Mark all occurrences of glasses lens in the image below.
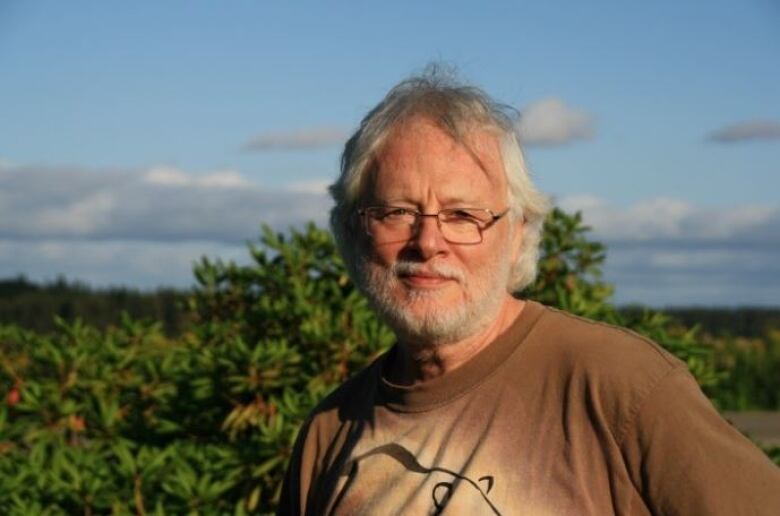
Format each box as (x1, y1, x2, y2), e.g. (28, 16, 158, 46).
(440, 222, 481, 243)
(439, 209, 486, 244)
(363, 207, 487, 244)
(365, 207, 415, 243)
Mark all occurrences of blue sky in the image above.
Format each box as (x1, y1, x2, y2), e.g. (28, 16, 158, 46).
(1, 0, 779, 305)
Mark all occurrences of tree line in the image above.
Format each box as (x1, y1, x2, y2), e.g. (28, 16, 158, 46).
(0, 276, 191, 337)
(2, 276, 777, 338)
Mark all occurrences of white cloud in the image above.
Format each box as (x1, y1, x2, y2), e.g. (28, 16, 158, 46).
(198, 170, 248, 188)
(35, 191, 116, 234)
(0, 164, 331, 242)
(143, 166, 249, 188)
(707, 119, 780, 143)
(0, 239, 248, 289)
(0, 162, 334, 290)
(2, 160, 778, 305)
(557, 195, 780, 305)
(558, 195, 780, 245)
(516, 98, 595, 146)
(242, 127, 348, 151)
(143, 166, 190, 186)
(603, 246, 780, 306)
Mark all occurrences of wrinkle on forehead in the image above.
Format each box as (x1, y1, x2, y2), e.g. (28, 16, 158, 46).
(367, 117, 508, 202)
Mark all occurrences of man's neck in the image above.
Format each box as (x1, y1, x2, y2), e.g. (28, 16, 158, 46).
(388, 296, 526, 386)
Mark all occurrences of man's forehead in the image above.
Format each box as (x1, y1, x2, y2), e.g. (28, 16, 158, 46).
(382, 116, 500, 151)
(372, 117, 506, 185)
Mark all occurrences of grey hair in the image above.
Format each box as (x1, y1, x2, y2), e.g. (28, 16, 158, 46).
(329, 69, 550, 293)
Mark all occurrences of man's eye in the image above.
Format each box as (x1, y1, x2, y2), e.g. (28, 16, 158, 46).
(445, 210, 479, 223)
(381, 208, 413, 220)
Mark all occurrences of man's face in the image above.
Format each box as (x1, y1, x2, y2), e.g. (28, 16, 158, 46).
(355, 117, 522, 343)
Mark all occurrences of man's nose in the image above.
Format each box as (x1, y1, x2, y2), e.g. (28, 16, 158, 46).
(410, 214, 449, 259)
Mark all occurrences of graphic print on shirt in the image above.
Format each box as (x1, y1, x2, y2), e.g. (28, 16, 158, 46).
(333, 443, 502, 515)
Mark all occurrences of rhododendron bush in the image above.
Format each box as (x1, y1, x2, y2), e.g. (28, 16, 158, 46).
(0, 211, 739, 514)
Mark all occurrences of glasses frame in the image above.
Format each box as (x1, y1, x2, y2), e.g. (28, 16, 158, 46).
(357, 206, 510, 245)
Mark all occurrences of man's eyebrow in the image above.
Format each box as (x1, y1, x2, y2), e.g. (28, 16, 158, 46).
(445, 196, 482, 204)
(370, 197, 417, 206)
(438, 195, 493, 207)
(373, 197, 490, 208)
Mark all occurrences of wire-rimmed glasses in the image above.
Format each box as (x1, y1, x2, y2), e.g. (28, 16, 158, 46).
(358, 206, 509, 244)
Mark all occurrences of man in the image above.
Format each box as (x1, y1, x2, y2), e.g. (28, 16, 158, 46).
(279, 72, 780, 514)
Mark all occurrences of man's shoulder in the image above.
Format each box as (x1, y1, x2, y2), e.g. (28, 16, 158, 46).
(521, 303, 690, 417)
(519, 303, 693, 442)
(529, 303, 686, 375)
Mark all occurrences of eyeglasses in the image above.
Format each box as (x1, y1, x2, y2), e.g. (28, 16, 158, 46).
(358, 206, 510, 244)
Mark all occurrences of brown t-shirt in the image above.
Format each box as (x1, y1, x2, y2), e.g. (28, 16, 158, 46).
(279, 302, 780, 515)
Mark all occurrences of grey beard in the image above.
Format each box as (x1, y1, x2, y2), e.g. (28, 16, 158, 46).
(355, 257, 511, 346)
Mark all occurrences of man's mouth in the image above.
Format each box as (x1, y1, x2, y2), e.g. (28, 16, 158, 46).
(392, 262, 465, 289)
(398, 272, 453, 288)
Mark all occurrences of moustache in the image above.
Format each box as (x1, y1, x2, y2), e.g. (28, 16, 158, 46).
(390, 261, 466, 283)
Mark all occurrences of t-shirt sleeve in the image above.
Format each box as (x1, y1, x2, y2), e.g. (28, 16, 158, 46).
(277, 419, 313, 516)
(620, 366, 780, 515)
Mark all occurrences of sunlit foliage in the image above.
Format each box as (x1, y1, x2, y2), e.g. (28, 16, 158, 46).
(0, 210, 772, 514)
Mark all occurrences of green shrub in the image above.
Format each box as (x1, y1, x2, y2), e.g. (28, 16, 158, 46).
(0, 209, 760, 514)
(707, 330, 780, 410)
(0, 223, 394, 514)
